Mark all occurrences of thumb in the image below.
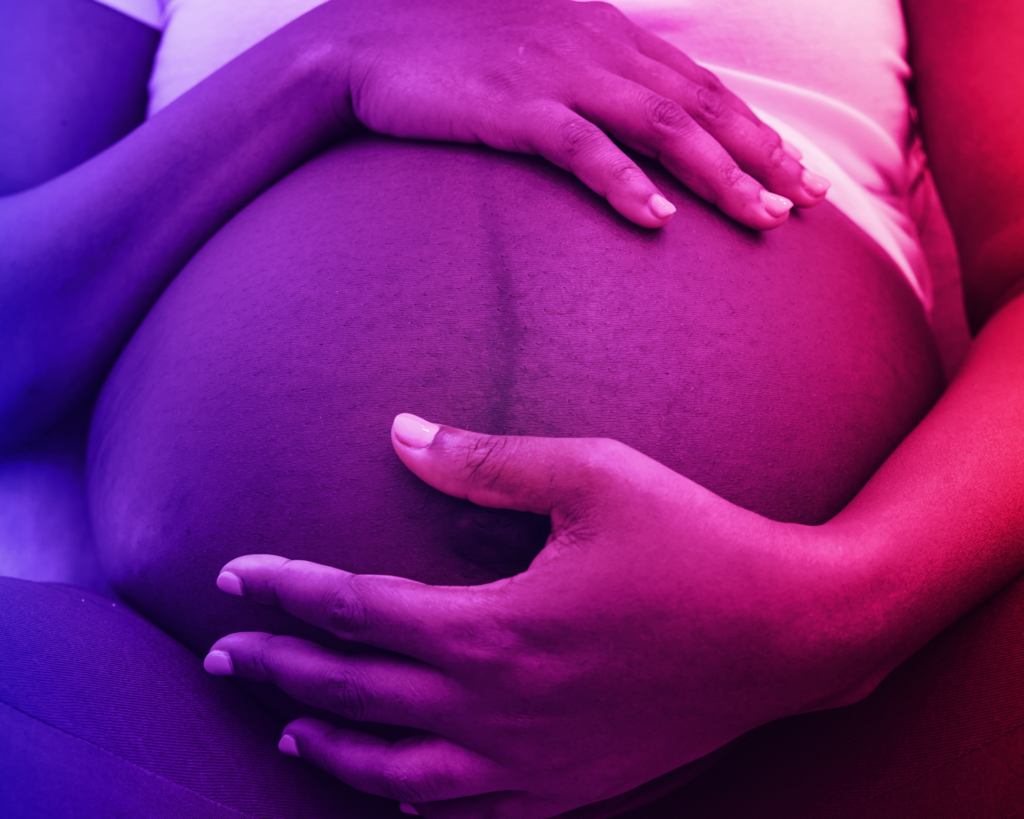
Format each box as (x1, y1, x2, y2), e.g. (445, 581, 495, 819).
(390, 413, 630, 517)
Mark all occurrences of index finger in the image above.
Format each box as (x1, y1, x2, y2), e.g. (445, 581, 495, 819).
(216, 554, 485, 663)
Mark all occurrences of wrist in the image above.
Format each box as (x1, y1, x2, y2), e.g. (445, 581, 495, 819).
(275, 5, 358, 143)
(791, 517, 908, 712)
(226, 14, 353, 152)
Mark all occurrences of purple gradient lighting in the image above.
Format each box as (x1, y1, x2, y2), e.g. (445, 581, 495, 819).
(3, 0, 1024, 817)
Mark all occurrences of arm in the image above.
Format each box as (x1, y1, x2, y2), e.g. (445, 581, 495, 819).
(1, 0, 828, 453)
(0, 6, 345, 452)
(904, 0, 1024, 333)
(0, 0, 158, 195)
(827, 0, 1024, 683)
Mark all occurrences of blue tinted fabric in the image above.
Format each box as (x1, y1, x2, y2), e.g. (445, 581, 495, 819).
(3, 573, 1024, 818)
(0, 577, 391, 818)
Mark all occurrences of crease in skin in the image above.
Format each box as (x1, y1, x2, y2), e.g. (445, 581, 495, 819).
(477, 150, 521, 440)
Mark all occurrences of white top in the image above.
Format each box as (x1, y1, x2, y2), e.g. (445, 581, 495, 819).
(92, 0, 931, 308)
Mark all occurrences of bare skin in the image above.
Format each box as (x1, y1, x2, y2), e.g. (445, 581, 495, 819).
(192, 2, 1024, 817)
(88, 134, 939, 645)
(5, 0, 1022, 817)
(90, 133, 938, 819)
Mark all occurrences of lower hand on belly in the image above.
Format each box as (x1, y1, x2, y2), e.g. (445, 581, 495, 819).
(202, 413, 879, 819)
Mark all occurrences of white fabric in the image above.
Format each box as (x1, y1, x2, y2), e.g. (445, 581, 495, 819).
(92, 0, 163, 29)
(614, 0, 929, 306)
(150, 0, 327, 116)
(90, 0, 931, 308)
(706, 67, 930, 307)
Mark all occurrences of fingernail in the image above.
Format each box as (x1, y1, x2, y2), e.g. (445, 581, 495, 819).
(217, 571, 243, 596)
(279, 734, 300, 757)
(647, 192, 676, 220)
(802, 168, 831, 197)
(782, 139, 803, 160)
(399, 804, 420, 816)
(760, 190, 793, 218)
(393, 413, 439, 449)
(203, 650, 234, 676)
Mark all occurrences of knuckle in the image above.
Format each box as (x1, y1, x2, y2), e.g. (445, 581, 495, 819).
(698, 67, 725, 94)
(380, 762, 443, 804)
(692, 86, 727, 124)
(762, 139, 788, 171)
(463, 434, 521, 491)
(574, 438, 636, 495)
(590, 438, 636, 484)
(713, 155, 745, 189)
(607, 158, 642, 185)
(642, 95, 690, 133)
(324, 669, 368, 720)
(577, 0, 626, 25)
(325, 576, 369, 637)
(585, 436, 631, 469)
(555, 117, 603, 161)
(256, 634, 288, 679)
(567, 437, 633, 494)
(268, 558, 298, 607)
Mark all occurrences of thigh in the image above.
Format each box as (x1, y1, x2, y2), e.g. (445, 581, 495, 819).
(0, 576, 393, 818)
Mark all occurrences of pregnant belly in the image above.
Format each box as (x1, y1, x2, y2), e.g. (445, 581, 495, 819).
(88, 136, 942, 656)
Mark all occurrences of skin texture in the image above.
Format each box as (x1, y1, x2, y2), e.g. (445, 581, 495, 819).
(88, 137, 940, 814)
(191, 2, 1024, 816)
(6, 0, 1024, 815)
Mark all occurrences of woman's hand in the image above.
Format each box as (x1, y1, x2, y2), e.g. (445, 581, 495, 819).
(0, 0, 825, 451)
(312, 0, 828, 229)
(205, 415, 877, 819)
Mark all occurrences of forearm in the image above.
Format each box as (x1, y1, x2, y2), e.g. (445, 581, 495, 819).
(826, 292, 1024, 695)
(802, 0, 1024, 699)
(0, 11, 349, 451)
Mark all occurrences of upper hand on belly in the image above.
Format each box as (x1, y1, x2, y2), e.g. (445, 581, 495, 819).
(309, 0, 828, 230)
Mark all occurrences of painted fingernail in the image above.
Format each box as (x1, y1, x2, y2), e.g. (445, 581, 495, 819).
(802, 168, 831, 197)
(203, 650, 234, 676)
(399, 805, 420, 816)
(760, 190, 793, 218)
(393, 413, 439, 449)
(782, 139, 803, 161)
(217, 571, 243, 596)
(647, 192, 676, 221)
(279, 734, 300, 757)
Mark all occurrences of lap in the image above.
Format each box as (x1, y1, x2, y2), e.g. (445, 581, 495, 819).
(4, 567, 1023, 818)
(0, 576, 391, 818)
